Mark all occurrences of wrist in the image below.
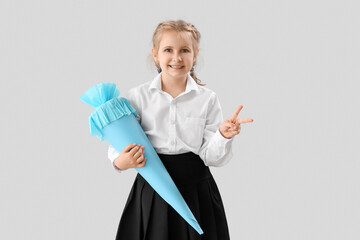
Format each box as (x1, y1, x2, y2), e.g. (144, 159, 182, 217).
(219, 129, 232, 139)
(114, 157, 125, 170)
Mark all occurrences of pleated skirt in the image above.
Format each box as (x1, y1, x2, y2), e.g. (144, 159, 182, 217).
(115, 152, 230, 240)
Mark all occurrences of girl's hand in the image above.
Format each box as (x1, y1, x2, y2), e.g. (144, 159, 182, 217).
(114, 144, 146, 170)
(219, 105, 254, 139)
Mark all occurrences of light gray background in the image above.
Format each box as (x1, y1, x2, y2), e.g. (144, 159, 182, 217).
(1, 0, 359, 239)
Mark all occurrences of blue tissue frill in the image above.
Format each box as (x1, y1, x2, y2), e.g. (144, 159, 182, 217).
(80, 83, 137, 140)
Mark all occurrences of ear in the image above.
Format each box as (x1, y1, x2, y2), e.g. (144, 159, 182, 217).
(152, 48, 158, 62)
(193, 48, 199, 61)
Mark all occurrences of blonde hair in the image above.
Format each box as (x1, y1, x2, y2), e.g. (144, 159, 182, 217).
(150, 19, 205, 86)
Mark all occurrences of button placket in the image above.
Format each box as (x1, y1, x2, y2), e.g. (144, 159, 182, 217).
(169, 100, 176, 152)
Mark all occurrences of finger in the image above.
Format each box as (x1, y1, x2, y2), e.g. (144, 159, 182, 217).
(228, 128, 238, 133)
(134, 147, 144, 158)
(230, 121, 240, 129)
(135, 145, 145, 153)
(228, 130, 240, 136)
(223, 121, 235, 129)
(123, 143, 137, 153)
(136, 155, 145, 163)
(223, 122, 240, 133)
(230, 105, 243, 120)
(138, 158, 147, 167)
(236, 118, 254, 124)
(221, 123, 232, 133)
(231, 124, 241, 131)
(234, 130, 241, 135)
(137, 156, 146, 165)
(129, 145, 140, 155)
(139, 148, 145, 158)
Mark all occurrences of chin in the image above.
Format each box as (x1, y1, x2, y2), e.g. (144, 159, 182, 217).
(165, 71, 187, 78)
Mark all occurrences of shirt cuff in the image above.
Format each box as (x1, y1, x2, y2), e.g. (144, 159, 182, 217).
(112, 159, 123, 173)
(201, 129, 234, 167)
(108, 145, 125, 173)
(214, 129, 234, 143)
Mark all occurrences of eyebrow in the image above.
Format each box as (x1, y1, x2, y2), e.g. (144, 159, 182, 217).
(162, 46, 191, 49)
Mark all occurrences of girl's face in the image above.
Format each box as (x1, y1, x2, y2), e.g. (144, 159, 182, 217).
(152, 30, 198, 81)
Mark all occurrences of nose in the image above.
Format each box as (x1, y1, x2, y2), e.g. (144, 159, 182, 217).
(173, 52, 182, 62)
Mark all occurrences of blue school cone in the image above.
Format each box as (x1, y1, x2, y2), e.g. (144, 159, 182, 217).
(80, 83, 203, 235)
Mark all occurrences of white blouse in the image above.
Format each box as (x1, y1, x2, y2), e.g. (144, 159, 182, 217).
(108, 72, 234, 173)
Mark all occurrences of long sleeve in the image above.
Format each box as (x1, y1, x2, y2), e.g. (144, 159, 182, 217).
(198, 92, 234, 167)
(125, 88, 142, 125)
(107, 88, 141, 173)
(108, 144, 123, 173)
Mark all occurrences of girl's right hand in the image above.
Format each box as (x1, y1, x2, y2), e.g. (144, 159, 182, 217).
(114, 144, 146, 170)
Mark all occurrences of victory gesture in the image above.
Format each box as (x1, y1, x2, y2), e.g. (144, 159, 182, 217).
(219, 105, 254, 139)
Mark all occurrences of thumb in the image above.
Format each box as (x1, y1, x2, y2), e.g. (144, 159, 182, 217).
(223, 121, 234, 129)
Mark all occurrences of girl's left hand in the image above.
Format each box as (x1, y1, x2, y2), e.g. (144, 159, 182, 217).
(219, 105, 254, 139)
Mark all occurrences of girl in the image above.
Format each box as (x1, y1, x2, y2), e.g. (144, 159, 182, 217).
(108, 19, 253, 240)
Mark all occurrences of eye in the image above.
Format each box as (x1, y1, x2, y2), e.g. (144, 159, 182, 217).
(182, 49, 190, 52)
(165, 49, 172, 52)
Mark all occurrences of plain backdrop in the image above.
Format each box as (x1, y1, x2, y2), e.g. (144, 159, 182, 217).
(1, 0, 359, 239)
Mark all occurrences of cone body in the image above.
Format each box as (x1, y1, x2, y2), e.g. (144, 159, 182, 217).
(80, 83, 203, 235)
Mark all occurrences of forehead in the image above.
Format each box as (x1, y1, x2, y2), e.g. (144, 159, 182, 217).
(158, 31, 193, 48)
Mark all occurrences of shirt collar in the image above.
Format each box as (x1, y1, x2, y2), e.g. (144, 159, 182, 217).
(148, 72, 199, 93)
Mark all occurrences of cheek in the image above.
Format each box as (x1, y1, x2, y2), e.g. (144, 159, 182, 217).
(159, 55, 171, 64)
(186, 54, 195, 62)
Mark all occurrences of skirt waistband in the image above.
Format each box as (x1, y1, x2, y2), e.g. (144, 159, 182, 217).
(157, 151, 201, 160)
(151, 151, 213, 186)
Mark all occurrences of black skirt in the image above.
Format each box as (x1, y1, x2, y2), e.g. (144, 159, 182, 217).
(115, 152, 230, 240)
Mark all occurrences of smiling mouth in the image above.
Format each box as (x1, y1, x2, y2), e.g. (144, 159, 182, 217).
(169, 65, 184, 69)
